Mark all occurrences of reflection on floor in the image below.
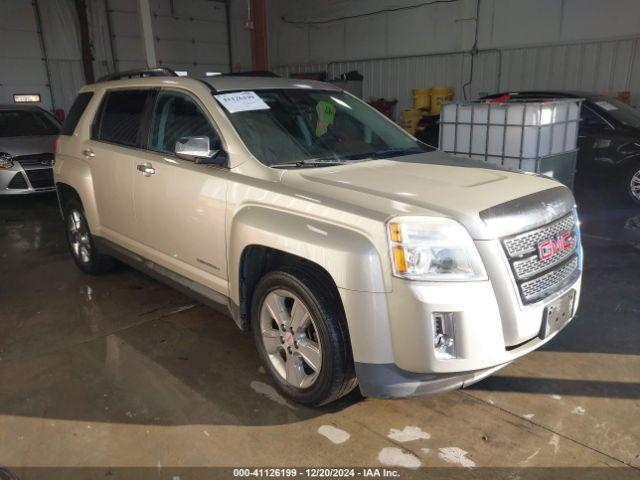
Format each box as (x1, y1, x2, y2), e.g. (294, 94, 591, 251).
(0, 189, 638, 478)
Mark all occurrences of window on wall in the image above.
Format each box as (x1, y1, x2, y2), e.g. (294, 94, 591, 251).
(149, 90, 218, 155)
(97, 90, 151, 147)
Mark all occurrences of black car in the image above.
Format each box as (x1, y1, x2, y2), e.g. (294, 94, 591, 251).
(481, 91, 640, 205)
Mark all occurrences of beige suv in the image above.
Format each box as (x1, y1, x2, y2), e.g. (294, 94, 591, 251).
(55, 68, 583, 406)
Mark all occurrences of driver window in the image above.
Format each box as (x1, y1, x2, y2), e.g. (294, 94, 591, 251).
(149, 90, 218, 155)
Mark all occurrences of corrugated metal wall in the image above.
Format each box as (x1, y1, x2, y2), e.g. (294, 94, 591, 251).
(270, 0, 640, 118)
(274, 36, 640, 116)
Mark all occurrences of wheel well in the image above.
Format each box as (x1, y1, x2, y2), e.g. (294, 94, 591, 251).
(238, 245, 343, 331)
(55, 182, 81, 214)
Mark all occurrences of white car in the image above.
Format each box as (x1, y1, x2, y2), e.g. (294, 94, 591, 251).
(0, 105, 60, 194)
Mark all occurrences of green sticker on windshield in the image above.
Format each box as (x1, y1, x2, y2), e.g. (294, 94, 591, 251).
(315, 100, 336, 136)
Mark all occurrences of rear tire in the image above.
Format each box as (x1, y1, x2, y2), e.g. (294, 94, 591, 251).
(624, 161, 640, 205)
(251, 267, 357, 406)
(64, 199, 116, 275)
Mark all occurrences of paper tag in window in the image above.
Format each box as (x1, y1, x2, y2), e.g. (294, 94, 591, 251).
(215, 91, 270, 113)
(595, 100, 617, 111)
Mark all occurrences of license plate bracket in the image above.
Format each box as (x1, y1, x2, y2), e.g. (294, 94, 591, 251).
(540, 290, 575, 339)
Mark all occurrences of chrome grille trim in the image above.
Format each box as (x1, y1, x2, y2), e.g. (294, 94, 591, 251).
(520, 256, 579, 303)
(503, 213, 576, 258)
(512, 234, 578, 280)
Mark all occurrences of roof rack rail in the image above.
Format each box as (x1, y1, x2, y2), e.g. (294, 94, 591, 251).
(96, 67, 178, 83)
(222, 70, 280, 78)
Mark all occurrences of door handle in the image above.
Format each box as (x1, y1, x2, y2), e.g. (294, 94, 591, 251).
(82, 149, 95, 158)
(136, 163, 155, 176)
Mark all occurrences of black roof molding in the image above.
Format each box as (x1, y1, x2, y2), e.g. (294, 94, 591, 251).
(96, 68, 178, 83)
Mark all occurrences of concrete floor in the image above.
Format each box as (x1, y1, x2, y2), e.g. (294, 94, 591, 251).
(0, 188, 639, 480)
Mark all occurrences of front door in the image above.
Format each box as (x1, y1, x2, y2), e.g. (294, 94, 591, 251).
(133, 89, 228, 294)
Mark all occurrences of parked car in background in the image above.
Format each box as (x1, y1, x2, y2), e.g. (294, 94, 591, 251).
(481, 91, 640, 205)
(0, 105, 61, 194)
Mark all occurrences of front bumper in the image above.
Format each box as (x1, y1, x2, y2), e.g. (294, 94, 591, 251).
(0, 164, 55, 194)
(339, 237, 582, 399)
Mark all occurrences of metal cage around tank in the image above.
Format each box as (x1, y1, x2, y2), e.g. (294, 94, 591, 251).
(438, 98, 583, 188)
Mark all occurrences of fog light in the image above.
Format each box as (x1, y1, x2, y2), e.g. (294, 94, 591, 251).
(432, 312, 456, 359)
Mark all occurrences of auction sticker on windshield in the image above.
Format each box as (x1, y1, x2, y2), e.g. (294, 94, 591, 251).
(215, 91, 270, 113)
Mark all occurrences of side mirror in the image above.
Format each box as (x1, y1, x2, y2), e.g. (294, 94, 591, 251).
(175, 136, 226, 165)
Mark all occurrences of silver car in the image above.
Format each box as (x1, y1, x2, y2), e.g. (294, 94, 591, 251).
(0, 105, 61, 194)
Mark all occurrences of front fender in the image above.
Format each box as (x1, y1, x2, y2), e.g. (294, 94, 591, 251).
(228, 205, 387, 305)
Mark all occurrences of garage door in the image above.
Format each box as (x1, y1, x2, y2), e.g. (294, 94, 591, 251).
(106, 0, 231, 78)
(0, 0, 52, 110)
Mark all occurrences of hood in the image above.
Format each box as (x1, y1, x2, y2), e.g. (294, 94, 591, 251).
(0, 135, 57, 157)
(282, 151, 573, 240)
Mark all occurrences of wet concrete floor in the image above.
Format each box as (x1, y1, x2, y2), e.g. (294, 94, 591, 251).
(0, 190, 638, 479)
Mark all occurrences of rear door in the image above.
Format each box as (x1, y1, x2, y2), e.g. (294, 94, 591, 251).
(87, 89, 154, 244)
(132, 88, 229, 294)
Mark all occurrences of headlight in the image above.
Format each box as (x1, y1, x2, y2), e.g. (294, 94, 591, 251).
(0, 152, 14, 169)
(387, 217, 487, 281)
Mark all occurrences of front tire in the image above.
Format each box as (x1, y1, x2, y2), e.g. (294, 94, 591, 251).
(625, 162, 640, 205)
(64, 199, 116, 275)
(251, 268, 357, 406)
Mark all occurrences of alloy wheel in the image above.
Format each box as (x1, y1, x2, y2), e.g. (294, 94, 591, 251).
(630, 169, 640, 201)
(68, 210, 92, 264)
(259, 289, 322, 389)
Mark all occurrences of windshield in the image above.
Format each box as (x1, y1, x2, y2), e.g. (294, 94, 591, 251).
(592, 98, 640, 129)
(0, 109, 60, 137)
(214, 89, 427, 166)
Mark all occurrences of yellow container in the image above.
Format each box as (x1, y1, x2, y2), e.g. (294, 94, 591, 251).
(430, 87, 454, 115)
(412, 88, 432, 110)
(399, 109, 423, 134)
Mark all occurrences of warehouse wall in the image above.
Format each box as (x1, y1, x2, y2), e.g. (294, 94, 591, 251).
(268, 0, 640, 112)
(0, 0, 252, 113)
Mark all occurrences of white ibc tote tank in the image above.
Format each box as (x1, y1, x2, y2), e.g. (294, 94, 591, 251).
(439, 99, 582, 178)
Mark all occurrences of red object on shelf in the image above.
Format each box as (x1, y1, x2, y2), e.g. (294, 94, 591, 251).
(488, 94, 510, 103)
(55, 109, 65, 123)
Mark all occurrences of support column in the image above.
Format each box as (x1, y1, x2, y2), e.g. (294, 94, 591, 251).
(138, 0, 157, 68)
(250, 0, 267, 70)
(75, 0, 95, 83)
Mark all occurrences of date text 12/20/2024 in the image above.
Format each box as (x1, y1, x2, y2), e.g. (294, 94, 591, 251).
(233, 468, 401, 478)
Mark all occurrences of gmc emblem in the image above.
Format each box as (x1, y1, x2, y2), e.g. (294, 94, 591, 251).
(538, 231, 571, 261)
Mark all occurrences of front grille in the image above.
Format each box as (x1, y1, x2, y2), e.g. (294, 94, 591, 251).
(7, 172, 28, 189)
(25, 168, 54, 189)
(14, 153, 54, 166)
(503, 213, 576, 258)
(520, 257, 579, 302)
(501, 211, 580, 304)
(512, 233, 578, 280)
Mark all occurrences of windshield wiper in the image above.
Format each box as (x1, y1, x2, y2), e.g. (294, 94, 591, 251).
(271, 158, 345, 168)
(372, 147, 425, 158)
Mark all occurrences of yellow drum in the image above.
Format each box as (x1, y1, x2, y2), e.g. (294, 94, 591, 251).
(430, 87, 454, 115)
(412, 88, 432, 110)
(399, 109, 423, 134)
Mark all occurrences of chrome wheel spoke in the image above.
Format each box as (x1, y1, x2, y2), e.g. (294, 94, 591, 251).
(264, 292, 286, 325)
(285, 355, 306, 388)
(261, 328, 282, 354)
(296, 338, 321, 372)
(290, 298, 310, 333)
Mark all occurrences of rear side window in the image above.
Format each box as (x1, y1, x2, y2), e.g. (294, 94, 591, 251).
(96, 90, 151, 147)
(61, 92, 93, 135)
